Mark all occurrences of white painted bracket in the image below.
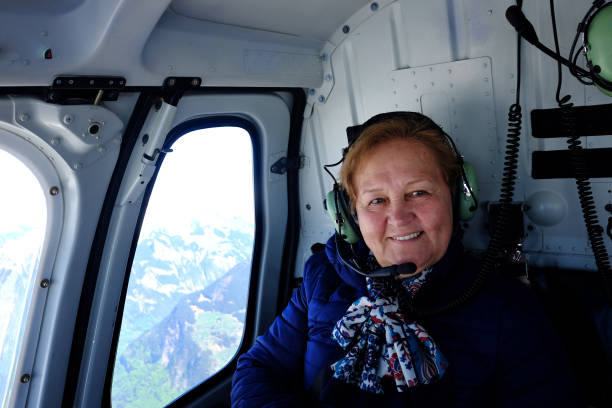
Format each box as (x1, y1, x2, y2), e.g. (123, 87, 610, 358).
(117, 101, 177, 206)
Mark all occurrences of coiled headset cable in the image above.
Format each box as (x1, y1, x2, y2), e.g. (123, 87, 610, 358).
(550, 0, 612, 301)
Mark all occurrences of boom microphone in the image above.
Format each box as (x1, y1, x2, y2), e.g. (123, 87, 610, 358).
(505, 6, 592, 77)
(505, 5, 539, 45)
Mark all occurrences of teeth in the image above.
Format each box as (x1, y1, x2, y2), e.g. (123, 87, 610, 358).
(394, 231, 422, 241)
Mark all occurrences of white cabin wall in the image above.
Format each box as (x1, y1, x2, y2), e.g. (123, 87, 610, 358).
(297, 0, 612, 276)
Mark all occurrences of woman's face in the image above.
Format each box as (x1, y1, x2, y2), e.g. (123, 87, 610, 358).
(353, 139, 453, 273)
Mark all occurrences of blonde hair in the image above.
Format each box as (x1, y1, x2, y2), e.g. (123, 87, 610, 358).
(339, 116, 461, 208)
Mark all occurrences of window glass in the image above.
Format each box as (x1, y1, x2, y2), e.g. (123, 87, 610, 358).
(0, 149, 46, 406)
(111, 126, 254, 407)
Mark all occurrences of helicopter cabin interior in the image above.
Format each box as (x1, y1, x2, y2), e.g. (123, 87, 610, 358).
(0, 0, 611, 407)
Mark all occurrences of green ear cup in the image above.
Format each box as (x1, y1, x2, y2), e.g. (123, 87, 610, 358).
(586, 3, 612, 96)
(459, 161, 479, 221)
(325, 189, 360, 244)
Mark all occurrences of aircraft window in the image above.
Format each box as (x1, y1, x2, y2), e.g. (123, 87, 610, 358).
(111, 126, 254, 407)
(0, 149, 46, 406)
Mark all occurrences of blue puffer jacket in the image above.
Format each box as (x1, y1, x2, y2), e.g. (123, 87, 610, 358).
(231, 235, 583, 407)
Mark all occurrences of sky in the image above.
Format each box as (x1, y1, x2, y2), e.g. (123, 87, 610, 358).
(139, 126, 255, 238)
(0, 149, 46, 234)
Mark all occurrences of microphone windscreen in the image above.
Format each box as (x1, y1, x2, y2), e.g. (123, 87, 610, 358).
(505, 5, 539, 45)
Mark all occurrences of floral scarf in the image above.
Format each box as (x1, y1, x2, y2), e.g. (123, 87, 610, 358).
(330, 269, 448, 393)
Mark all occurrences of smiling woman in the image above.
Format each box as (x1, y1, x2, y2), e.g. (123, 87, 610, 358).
(231, 112, 583, 407)
(351, 138, 453, 271)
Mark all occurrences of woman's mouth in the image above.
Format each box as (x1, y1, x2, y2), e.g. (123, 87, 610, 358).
(392, 231, 423, 241)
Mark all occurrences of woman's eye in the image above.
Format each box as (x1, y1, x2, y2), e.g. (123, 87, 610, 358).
(409, 190, 428, 198)
(369, 198, 384, 205)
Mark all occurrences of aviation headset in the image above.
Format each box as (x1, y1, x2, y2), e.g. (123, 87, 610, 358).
(581, 1, 612, 94)
(506, 1, 612, 95)
(323, 112, 478, 277)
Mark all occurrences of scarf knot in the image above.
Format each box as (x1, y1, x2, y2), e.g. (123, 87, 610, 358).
(330, 269, 448, 394)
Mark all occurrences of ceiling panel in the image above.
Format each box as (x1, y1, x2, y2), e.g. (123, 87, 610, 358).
(170, 0, 371, 41)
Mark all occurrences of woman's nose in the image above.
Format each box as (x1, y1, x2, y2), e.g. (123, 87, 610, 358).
(388, 201, 415, 225)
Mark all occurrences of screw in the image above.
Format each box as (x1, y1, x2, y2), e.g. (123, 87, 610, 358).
(318, 95, 325, 103)
(167, 78, 176, 86)
(19, 113, 30, 122)
(191, 78, 200, 86)
(63, 114, 73, 125)
(306, 204, 312, 210)
(73, 162, 82, 170)
(68, 79, 74, 85)
(50, 137, 60, 146)
(308, 88, 315, 95)
(49, 186, 59, 196)
(21, 374, 31, 384)
(40, 279, 50, 288)
(605, 203, 612, 212)
(370, 2, 379, 11)
(324, 74, 332, 81)
(320, 53, 328, 62)
(342, 25, 350, 34)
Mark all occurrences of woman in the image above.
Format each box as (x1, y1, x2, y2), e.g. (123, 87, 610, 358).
(231, 112, 581, 407)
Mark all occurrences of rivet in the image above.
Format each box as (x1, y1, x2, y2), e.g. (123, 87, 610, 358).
(40, 279, 50, 288)
(308, 88, 316, 95)
(318, 95, 325, 103)
(49, 186, 59, 196)
(370, 2, 379, 11)
(19, 113, 30, 122)
(342, 25, 350, 34)
(73, 162, 82, 170)
(50, 137, 60, 146)
(20, 374, 31, 384)
(324, 74, 332, 81)
(89, 79, 95, 85)
(320, 53, 328, 62)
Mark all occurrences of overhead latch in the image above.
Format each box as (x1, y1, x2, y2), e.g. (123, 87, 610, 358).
(46, 75, 126, 105)
(270, 156, 304, 175)
(162, 77, 201, 106)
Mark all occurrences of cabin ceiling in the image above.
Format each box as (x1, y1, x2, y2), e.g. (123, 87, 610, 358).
(170, 0, 372, 41)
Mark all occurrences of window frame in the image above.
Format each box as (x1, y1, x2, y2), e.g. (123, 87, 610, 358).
(0, 128, 63, 408)
(105, 115, 263, 406)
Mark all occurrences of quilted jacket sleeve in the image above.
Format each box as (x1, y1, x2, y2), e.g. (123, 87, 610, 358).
(231, 252, 326, 408)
